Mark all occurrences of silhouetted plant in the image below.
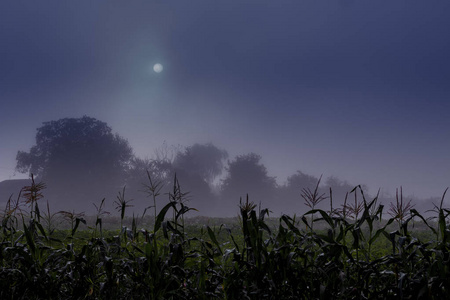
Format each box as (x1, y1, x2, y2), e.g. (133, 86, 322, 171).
(58, 210, 86, 249)
(92, 198, 110, 238)
(142, 170, 164, 229)
(301, 175, 327, 231)
(343, 189, 364, 220)
(389, 187, 414, 231)
(114, 186, 133, 231)
(167, 173, 193, 238)
(21, 174, 46, 220)
(41, 201, 62, 246)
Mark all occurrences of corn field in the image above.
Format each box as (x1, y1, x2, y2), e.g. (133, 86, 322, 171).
(1, 175, 450, 299)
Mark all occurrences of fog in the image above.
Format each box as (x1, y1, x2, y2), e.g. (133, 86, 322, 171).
(1, 1, 450, 217)
(0, 123, 444, 218)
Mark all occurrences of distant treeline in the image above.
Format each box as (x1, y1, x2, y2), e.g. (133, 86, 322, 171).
(7, 116, 438, 216)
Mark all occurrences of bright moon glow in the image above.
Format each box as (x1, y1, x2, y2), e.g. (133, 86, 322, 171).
(153, 63, 163, 73)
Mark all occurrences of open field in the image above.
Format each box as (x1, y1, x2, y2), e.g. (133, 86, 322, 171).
(1, 179, 450, 299)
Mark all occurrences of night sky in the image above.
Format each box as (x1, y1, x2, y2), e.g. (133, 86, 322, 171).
(1, 1, 450, 199)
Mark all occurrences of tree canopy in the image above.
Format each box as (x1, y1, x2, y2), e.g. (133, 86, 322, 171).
(221, 153, 277, 206)
(173, 143, 228, 185)
(16, 116, 133, 210)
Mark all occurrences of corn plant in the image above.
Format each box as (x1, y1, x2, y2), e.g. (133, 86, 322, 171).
(301, 175, 327, 232)
(3, 175, 450, 299)
(92, 198, 110, 238)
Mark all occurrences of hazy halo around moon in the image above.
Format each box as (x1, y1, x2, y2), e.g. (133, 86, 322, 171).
(153, 63, 163, 73)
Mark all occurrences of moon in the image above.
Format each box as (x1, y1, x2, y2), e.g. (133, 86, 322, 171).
(153, 63, 163, 73)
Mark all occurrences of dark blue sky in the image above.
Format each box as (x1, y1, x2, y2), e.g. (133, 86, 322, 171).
(1, 1, 450, 199)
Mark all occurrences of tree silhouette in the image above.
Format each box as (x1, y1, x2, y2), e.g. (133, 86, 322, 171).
(221, 153, 276, 211)
(285, 171, 319, 192)
(16, 116, 133, 211)
(127, 157, 174, 189)
(173, 143, 228, 185)
(277, 171, 320, 214)
(172, 143, 227, 214)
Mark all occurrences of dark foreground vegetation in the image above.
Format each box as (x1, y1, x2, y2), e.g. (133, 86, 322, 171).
(1, 176, 450, 299)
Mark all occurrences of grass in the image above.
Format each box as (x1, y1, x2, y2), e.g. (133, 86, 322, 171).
(1, 175, 450, 299)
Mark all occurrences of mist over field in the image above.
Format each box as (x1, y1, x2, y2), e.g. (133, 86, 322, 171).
(1, 1, 450, 217)
(0, 120, 442, 218)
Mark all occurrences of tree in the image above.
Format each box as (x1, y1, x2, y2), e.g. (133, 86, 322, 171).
(125, 142, 181, 198)
(285, 171, 319, 191)
(16, 116, 134, 211)
(221, 153, 276, 213)
(173, 143, 228, 185)
(172, 143, 227, 214)
(126, 157, 174, 189)
(125, 156, 175, 212)
(277, 171, 320, 214)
